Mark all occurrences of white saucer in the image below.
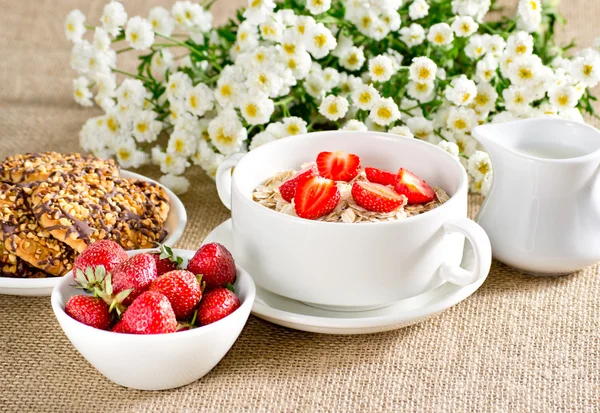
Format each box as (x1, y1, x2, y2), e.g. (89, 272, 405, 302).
(203, 219, 489, 335)
(0, 170, 187, 297)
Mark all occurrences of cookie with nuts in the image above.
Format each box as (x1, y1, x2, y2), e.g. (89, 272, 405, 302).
(0, 183, 75, 276)
(0, 243, 46, 278)
(0, 152, 119, 184)
(129, 179, 171, 222)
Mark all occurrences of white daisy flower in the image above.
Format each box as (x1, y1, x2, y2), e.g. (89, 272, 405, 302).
(294, 15, 317, 38)
(407, 116, 434, 141)
(215, 78, 245, 108)
(159, 174, 190, 195)
(266, 122, 286, 139)
(438, 141, 460, 158)
(208, 110, 248, 155)
(388, 125, 414, 138)
(275, 9, 297, 26)
(236, 21, 260, 52)
(249, 131, 277, 150)
(305, 23, 337, 59)
(369, 97, 401, 126)
(571, 53, 600, 88)
(492, 110, 518, 124)
(445, 75, 477, 106)
(448, 130, 477, 155)
(351, 84, 380, 110)
(243, 0, 276, 25)
(95, 72, 116, 101)
(240, 93, 275, 125)
(472, 82, 498, 114)
(339, 46, 366, 71)
(409, 0, 430, 20)
(322, 68, 341, 90)
(151, 49, 175, 75)
(72, 76, 93, 107)
(260, 17, 284, 43)
(116, 79, 147, 108)
(399, 23, 426, 47)
(172, 1, 210, 29)
(319, 95, 349, 121)
(342, 120, 368, 131)
(283, 51, 312, 80)
(148, 7, 174, 37)
(400, 98, 424, 118)
(157, 152, 188, 175)
(281, 117, 308, 136)
(507, 55, 543, 87)
(354, 8, 378, 38)
(115, 137, 149, 169)
(306, 0, 331, 15)
(381, 8, 402, 32)
(166, 72, 193, 102)
(125, 17, 155, 50)
(517, 0, 542, 33)
(409, 56, 437, 85)
(369, 55, 395, 82)
(92, 27, 111, 52)
(485, 34, 506, 57)
(468, 150, 492, 180)
(446, 106, 477, 133)
(185, 83, 215, 117)
(427, 23, 454, 46)
(506, 31, 534, 57)
(131, 111, 162, 143)
(245, 67, 284, 98)
(65, 9, 86, 43)
(338, 74, 363, 96)
(452, 16, 478, 37)
(304, 74, 326, 99)
(548, 85, 579, 111)
(280, 29, 305, 56)
(101, 1, 128, 37)
(502, 85, 534, 113)
(465, 34, 487, 59)
(476, 56, 498, 83)
(167, 130, 198, 158)
(407, 81, 436, 103)
(471, 174, 492, 196)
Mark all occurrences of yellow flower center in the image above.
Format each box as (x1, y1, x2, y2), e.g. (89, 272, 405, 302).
(416, 83, 428, 92)
(530, 1, 538, 10)
(107, 117, 119, 133)
(251, 0, 261, 6)
(255, 52, 265, 63)
(240, 32, 248, 41)
(262, 26, 275, 36)
(283, 43, 295, 55)
(475, 47, 483, 55)
(185, 11, 192, 19)
(583, 65, 593, 76)
(519, 67, 533, 80)
(67, 23, 74, 32)
(287, 124, 300, 135)
(347, 53, 359, 65)
(136, 123, 148, 133)
(314, 34, 327, 48)
(415, 130, 429, 139)
(313, 0, 324, 6)
(221, 84, 232, 97)
(216, 128, 234, 145)
(297, 24, 305, 35)
(174, 139, 184, 153)
(131, 32, 138, 43)
(418, 67, 431, 80)
(361, 16, 372, 29)
(118, 149, 130, 160)
(461, 23, 470, 33)
(372, 65, 385, 77)
(245, 104, 258, 117)
(377, 107, 392, 119)
(484, 70, 493, 79)
(456, 139, 466, 152)
(514, 94, 524, 104)
(258, 74, 267, 84)
(478, 162, 490, 175)
(359, 92, 372, 104)
(454, 119, 467, 130)
(327, 103, 338, 115)
(189, 95, 198, 109)
(462, 93, 471, 103)
(170, 109, 178, 119)
(75, 89, 83, 98)
(287, 59, 297, 69)
(515, 45, 527, 55)
(558, 95, 569, 106)
(475, 93, 489, 106)
(165, 155, 173, 165)
(434, 33, 445, 44)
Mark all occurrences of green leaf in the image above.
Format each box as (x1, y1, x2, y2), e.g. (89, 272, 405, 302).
(105, 273, 113, 296)
(75, 269, 87, 287)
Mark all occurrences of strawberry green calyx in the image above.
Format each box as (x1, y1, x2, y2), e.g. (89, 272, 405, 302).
(226, 282, 235, 293)
(99, 273, 132, 317)
(155, 244, 184, 269)
(73, 265, 107, 294)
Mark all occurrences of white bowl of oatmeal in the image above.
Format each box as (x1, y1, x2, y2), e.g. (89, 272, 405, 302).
(216, 131, 491, 310)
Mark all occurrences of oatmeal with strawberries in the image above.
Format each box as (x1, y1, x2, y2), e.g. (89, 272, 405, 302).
(252, 151, 449, 223)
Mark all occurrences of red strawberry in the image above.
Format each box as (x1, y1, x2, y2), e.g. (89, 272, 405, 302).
(65, 295, 112, 330)
(294, 176, 340, 219)
(151, 254, 178, 276)
(351, 181, 406, 213)
(72, 240, 127, 280)
(279, 163, 318, 202)
(111, 320, 127, 333)
(198, 288, 241, 326)
(112, 253, 158, 305)
(394, 168, 436, 205)
(365, 167, 397, 186)
(150, 270, 202, 319)
(187, 243, 236, 290)
(316, 151, 361, 182)
(121, 291, 177, 334)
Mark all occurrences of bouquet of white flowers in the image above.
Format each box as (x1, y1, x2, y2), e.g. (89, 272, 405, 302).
(66, 0, 600, 194)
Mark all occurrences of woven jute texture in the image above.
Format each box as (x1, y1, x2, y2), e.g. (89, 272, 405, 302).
(1, 0, 599, 412)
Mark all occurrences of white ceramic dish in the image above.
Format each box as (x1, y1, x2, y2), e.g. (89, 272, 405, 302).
(0, 170, 187, 296)
(216, 131, 491, 310)
(51, 249, 256, 390)
(204, 219, 488, 334)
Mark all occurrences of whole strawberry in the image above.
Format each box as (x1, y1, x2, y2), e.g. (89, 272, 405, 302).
(72, 240, 127, 279)
(149, 270, 202, 319)
(112, 253, 158, 305)
(187, 243, 236, 290)
(65, 295, 112, 330)
(151, 245, 182, 276)
(111, 320, 127, 333)
(198, 288, 241, 326)
(121, 291, 178, 334)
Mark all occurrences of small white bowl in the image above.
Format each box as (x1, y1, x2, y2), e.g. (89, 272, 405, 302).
(51, 249, 255, 390)
(0, 170, 187, 296)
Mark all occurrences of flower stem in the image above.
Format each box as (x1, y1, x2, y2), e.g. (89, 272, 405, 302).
(111, 68, 148, 82)
(275, 96, 295, 106)
(116, 47, 134, 54)
(307, 115, 322, 131)
(155, 32, 206, 60)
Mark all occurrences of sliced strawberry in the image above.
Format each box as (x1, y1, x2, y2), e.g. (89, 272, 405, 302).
(365, 167, 397, 186)
(351, 181, 406, 213)
(316, 151, 361, 182)
(394, 168, 436, 205)
(294, 176, 340, 220)
(279, 163, 318, 202)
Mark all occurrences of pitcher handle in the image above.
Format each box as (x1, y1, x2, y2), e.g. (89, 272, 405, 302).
(439, 217, 492, 286)
(216, 153, 245, 211)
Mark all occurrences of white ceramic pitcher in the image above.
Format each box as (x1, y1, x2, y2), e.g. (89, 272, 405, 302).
(472, 118, 600, 275)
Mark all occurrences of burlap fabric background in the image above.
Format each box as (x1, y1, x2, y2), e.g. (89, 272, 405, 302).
(1, 1, 599, 411)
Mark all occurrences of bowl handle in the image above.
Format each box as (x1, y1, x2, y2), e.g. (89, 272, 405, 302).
(439, 217, 492, 286)
(216, 153, 245, 210)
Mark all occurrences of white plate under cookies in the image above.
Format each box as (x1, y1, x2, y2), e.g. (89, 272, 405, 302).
(0, 170, 187, 296)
